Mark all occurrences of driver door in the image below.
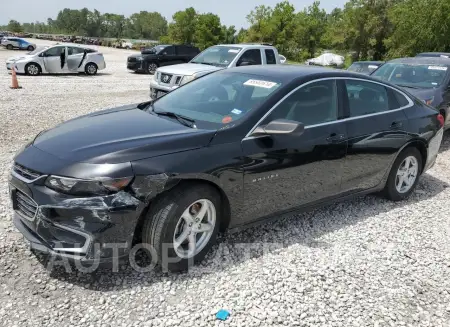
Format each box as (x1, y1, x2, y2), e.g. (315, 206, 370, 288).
(43, 46, 67, 73)
(240, 79, 348, 223)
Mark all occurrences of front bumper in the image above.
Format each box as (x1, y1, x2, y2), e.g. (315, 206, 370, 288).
(9, 169, 145, 263)
(127, 61, 144, 72)
(149, 79, 178, 99)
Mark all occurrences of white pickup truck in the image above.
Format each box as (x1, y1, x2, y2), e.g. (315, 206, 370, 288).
(150, 43, 282, 99)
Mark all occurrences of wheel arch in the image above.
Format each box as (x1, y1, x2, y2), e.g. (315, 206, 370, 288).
(132, 176, 232, 245)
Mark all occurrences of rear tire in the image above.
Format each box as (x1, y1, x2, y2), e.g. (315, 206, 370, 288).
(384, 147, 422, 201)
(85, 63, 98, 75)
(27, 45, 34, 51)
(141, 184, 221, 272)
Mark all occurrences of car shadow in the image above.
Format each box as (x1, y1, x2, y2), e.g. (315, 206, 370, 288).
(34, 171, 448, 292)
(438, 129, 450, 153)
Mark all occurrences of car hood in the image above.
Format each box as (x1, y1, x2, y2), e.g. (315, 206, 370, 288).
(157, 63, 223, 75)
(32, 104, 216, 164)
(6, 54, 34, 63)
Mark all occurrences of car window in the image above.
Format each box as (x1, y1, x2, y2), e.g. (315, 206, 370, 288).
(152, 72, 282, 127)
(345, 80, 390, 117)
(392, 90, 410, 107)
(177, 46, 190, 55)
(238, 49, 262, 66)
(263, 80, 338, 126)
(44, 46, 65, 57)
(162, 46, 174, 55)
(191, 46, 242, 67)
(265, 49, 276, 65)
(68, 47, 86, 55)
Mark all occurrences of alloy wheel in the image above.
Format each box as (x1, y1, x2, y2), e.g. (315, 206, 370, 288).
(27, 64, 39, 75)
(173, 199, 216, 259)
(86, 64, 97, 75)
(148, 63, 157, 74)
(395, 155, 418, 193)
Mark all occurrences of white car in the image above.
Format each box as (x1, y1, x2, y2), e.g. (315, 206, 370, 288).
(306, 53, 345, 68)
(5, 43, 106, 75)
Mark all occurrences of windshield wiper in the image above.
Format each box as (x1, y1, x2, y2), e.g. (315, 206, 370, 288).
(191, 61, 217, 66)
(395, 84, 421, 89)
(153, 110, 196, 128)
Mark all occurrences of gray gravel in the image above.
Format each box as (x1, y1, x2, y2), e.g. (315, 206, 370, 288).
(1, 40, 450, 327)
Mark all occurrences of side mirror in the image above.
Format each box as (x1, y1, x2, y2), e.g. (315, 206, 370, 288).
(251, 119, 305, 136)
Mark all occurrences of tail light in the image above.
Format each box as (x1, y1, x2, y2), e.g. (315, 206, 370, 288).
(437, 113, 444, 128)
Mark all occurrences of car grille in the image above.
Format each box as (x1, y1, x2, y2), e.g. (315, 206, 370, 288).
(15, 190, 38, 220)
(12, 163, 42, 181)
(160, 73, 172, 84)
(128, 57, 137, 62)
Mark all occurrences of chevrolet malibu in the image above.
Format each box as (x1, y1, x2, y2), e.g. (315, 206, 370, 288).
(10, 66, 444, 272)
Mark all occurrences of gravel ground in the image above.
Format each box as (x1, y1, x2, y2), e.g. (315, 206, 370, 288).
(1, 40, 450, 327)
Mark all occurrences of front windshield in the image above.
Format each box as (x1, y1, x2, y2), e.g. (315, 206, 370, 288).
(190, 46, 242, 67)
(28, 46, 47, 55)
(152, 72, 282, 128)
(348, 63, 379, 74)
(371, 63, 449, 88)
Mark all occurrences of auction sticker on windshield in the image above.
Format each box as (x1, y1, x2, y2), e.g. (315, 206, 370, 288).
(368, 65, 378, 69)
(228, 49, 240, 53)
(428, 66, 448, 71)
(244, 79, 278, 89)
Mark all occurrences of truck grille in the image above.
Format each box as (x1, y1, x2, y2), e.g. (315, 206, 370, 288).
(12, 163, 42, 181)
(128, 57, 137, 62)
(15, 190, 38, 220)
(160, 73, 172, 84)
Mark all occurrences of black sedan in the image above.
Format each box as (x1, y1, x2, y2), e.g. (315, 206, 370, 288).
(10, 66, 444, 272)
(371, 57, 450, 129)
(347, 61, 385, 75)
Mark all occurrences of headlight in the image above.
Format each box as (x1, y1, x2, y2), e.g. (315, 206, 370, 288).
(180, 75, 196, 86)
(45, 176, 133, 196)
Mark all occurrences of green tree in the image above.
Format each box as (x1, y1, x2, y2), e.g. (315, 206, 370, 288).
(194, 13, 223, 49)
(7, 20, 23, 33)
(167, 7, 198, 44)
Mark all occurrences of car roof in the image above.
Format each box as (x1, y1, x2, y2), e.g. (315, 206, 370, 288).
(350, 61, 384, 64)
(223, 65, 383, 82)
(215, 44, 275, 49)
(52, 43, 93, 48)
(387, 57, 450, 65)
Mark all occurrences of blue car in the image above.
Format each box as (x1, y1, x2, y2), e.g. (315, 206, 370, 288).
(371, 57, 450, 129)
(1, 37, 36, 51)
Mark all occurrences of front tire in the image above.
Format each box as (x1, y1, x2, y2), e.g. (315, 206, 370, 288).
(384, 147, 422, 201)
(6, 44, 13, 50)
(141, 184, 221, 272)
(85, 63, 98, 75)
(25, 63, 41, 76)
(27, 45, 34, 51)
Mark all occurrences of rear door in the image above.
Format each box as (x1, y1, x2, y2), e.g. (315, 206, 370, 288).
(66, 46, 86, 72)
(340, 78, 411, 194)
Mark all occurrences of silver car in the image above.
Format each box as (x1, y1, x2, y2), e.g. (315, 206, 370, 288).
(1, 37, 36, 51)
(5, 43, 106, 75)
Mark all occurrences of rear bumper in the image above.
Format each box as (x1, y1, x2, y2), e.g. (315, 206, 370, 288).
(424, 128, 443, 172)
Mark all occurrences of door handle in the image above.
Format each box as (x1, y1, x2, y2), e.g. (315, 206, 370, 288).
(390, 121, 403, 129)
(326, 133, 346, 143)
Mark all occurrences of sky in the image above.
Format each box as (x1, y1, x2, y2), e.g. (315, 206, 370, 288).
(1, 0, 345, 29)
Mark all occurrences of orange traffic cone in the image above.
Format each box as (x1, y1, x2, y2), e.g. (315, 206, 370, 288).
(10, 67, 22, 89)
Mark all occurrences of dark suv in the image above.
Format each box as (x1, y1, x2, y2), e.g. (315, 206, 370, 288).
(127, 44, 201, 74)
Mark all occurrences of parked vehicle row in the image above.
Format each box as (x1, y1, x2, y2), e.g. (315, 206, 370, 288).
(149, 43, 283, 99)
(9, 63, 444, 271)
(5, 43, 106, 75)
